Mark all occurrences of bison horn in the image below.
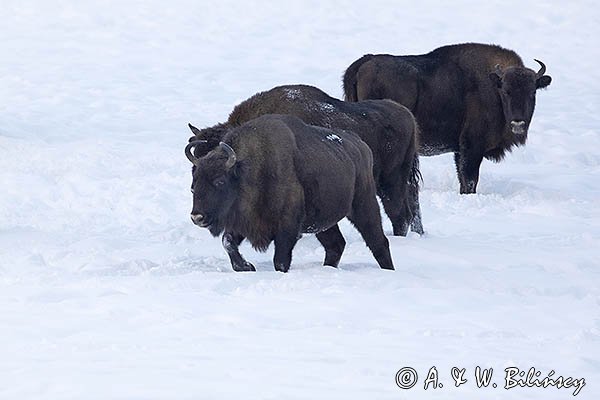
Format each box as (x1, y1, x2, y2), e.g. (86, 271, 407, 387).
(219, 142, 237, 169)
(188, 123, 203, 137)
(534, 59, 546, 78)
(185, 140, 207, 166)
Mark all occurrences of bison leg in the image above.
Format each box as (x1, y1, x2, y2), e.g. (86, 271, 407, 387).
(222, 231, 255, 272)
(273, 230, 299, 273)
(316, 224, 346, 268)
(349, 191, 395, 270)
(454, 151, 483, 194)
(378, 180, 411, 237)
(378, 157, 424, 236)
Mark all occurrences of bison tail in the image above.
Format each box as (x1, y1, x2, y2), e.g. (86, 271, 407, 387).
(408, 152, 422, 190)
(407, 123, 424, 235)
(407, 152, 424, 235)
(408, 122, 423, 190)
(342, 54, 373, 102)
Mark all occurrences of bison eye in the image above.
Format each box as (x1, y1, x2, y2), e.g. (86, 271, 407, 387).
(213, 178, 226, 188)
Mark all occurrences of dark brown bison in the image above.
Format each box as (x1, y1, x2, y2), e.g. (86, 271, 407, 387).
(343, 43, 552, 194)
(188, 84, 423, 236)
(185, 114, 394, 272)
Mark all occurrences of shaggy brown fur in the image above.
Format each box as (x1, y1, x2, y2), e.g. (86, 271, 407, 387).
(187, 114, 394, 272)
(343, 43, 552, 194)
(189, 84, 423, 236)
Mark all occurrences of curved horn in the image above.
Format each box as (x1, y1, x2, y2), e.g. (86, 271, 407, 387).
(219, 142, 237, 169)
(185, 140, 207, 166)
(533, 59, 546, 78)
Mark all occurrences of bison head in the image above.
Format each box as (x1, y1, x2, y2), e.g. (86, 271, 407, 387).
(185, 140, 239, 237)
(489, 59, 552, 138)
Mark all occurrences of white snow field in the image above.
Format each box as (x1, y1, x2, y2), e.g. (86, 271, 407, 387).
(1, 0, 599, 398)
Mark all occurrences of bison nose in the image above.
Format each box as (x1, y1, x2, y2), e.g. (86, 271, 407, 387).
(190, 213, 204, 225)
(510, 120, 526, 135)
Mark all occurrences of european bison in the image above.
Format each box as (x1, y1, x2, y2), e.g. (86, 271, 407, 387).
(188, 84, 423, 236)
(343, 43, 552, 194)
(185, 114, 395, 272)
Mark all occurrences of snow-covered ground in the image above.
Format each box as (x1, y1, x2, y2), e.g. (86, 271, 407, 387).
(1, 1, 599, 398)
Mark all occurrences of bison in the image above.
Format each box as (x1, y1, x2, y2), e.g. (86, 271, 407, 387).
(343, 43, 552, 194)
(188, 84, 423, 236)
(185, 114, 395, 272)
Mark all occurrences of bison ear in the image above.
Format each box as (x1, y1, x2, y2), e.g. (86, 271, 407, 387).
(536, 75, 552, 89)
(188, 123, 203, 136)
(229, 160, 243, 178)
(489, 72, 503, 88)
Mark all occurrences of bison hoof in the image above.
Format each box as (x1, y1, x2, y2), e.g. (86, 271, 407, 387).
(460, 181, 477, 194)
(411, 225, 424, 235)
(392, 224, 409, 237)
(232, 261, 256, 272)
(274, 263, 290, 273)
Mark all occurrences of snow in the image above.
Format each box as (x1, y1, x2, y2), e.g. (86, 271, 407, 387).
(283, 88, 303, 100)
(318, 102, 336, 113)
(326, 133, 342, 142)
(1, 0, 599, 398)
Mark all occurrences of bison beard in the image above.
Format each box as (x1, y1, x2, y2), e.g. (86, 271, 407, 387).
(186, 114, 395, 272)
(343, 43, 552, 194)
